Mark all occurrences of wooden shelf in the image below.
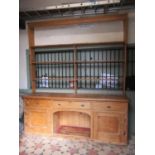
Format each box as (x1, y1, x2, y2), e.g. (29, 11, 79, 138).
(32, 61, 74, 64)
(33, 76, 123, 81)
(77, 76, 123, 80)
(34, 77, 74, 81)
(31, 41, 125, 49)
(76, 60, 125, 63)
(32, 60, 124, 65)
(56, 125, 90, 137)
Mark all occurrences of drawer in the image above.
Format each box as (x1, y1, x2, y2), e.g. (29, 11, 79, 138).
(92, 102, 127, 112)
(24, 99, 52, 108)
(53, 100, 90, 109)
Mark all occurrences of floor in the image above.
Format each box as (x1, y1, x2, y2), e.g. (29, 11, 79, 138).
(19, 134, 135, 155)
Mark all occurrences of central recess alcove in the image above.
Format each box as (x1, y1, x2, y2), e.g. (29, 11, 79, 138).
(53, 111, 91, 137)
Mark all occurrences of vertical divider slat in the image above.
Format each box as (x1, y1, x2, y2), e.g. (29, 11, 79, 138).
(118, 49, 120, 89)
(46, 52, 48, 88)
(56, 52, 58, 88)
(51, 52, 53, 88)
(106, 49, 107, 89)
(114, 49, 116, 89)
(37, 53, 39, 88)
(61, 52, 62, 88)
(102, 49, 103, 89)
(56, 52, 57, 88)
(35, 53, 38, 88)
(43, 52, 45, 76)
(39, 53, 42, 86)
(76, 50, 78, 89)
(98, 49, 99, 88)
(93, 50, 95, 88)
(61, 52, 64, 88)
(67, 51, 69, 88)
(48, 52, 50, 88)
(65, 51, 67, 88)
(47, 53, 49, 88)
(41, 53, 43, 88)
(66, 51, 67, 88)
(85, 50, 86, 88)
(79, 50, 83, 88)
(61, 51, 65, 88)
(54, 52, 55, 88)
(41, 53, 44, 87)
(74, 46, 77, 94)
(110, 49, 111, 89)
(69, 51, 70, 88)
(58, 52, 60, 89)
(90, 50, 91, 88)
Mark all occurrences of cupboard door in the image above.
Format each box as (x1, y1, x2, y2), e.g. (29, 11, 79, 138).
(93, 112, 127, 144)
(24, 109, 52, 135)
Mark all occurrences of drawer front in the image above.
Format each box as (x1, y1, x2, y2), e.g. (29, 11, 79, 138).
(24, 99, 51, 108)
(53, 100, 90, 109)
(92, 102, 127, 112)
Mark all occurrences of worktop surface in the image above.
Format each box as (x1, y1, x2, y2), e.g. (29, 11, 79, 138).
(22, 93, 128, 102)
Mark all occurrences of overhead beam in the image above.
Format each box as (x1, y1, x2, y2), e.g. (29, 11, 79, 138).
(28, 14, 127, 28)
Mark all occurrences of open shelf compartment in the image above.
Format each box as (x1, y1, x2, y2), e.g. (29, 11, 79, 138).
(53, 111, 91, 138)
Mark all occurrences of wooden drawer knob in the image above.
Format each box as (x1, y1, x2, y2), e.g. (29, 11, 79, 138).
(81, 104, 85, 107)
(58, 103, 61, 106)
(107, 106, 111, 109)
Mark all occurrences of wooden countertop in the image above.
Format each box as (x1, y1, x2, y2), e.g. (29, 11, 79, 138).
(22, 93, 128, 102)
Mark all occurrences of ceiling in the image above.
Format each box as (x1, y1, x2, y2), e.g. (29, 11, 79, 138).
(19, 0, 135, 29)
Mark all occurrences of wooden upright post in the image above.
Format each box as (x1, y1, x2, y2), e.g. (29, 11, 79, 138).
(27, 25, 36, 93)
(123, 16, 128, 95)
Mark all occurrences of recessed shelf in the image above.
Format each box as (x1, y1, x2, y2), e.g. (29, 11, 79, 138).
(56, 125, 90, 137)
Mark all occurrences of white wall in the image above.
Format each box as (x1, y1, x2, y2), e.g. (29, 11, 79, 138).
(35, 21, 123, 45)
(19, 30, 28, 89)
(19, 12, 134, 89)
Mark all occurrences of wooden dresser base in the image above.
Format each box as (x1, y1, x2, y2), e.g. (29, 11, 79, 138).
(22, 93, 128, 145)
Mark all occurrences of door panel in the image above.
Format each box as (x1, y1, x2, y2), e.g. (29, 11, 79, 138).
(94, 112, 127, 144)
(97, 115, 119, 133)
(24, 109, 52, 135)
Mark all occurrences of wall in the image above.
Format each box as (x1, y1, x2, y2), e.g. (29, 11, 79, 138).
(19, 30, 28, 89)
(35, 21, 123, 45)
